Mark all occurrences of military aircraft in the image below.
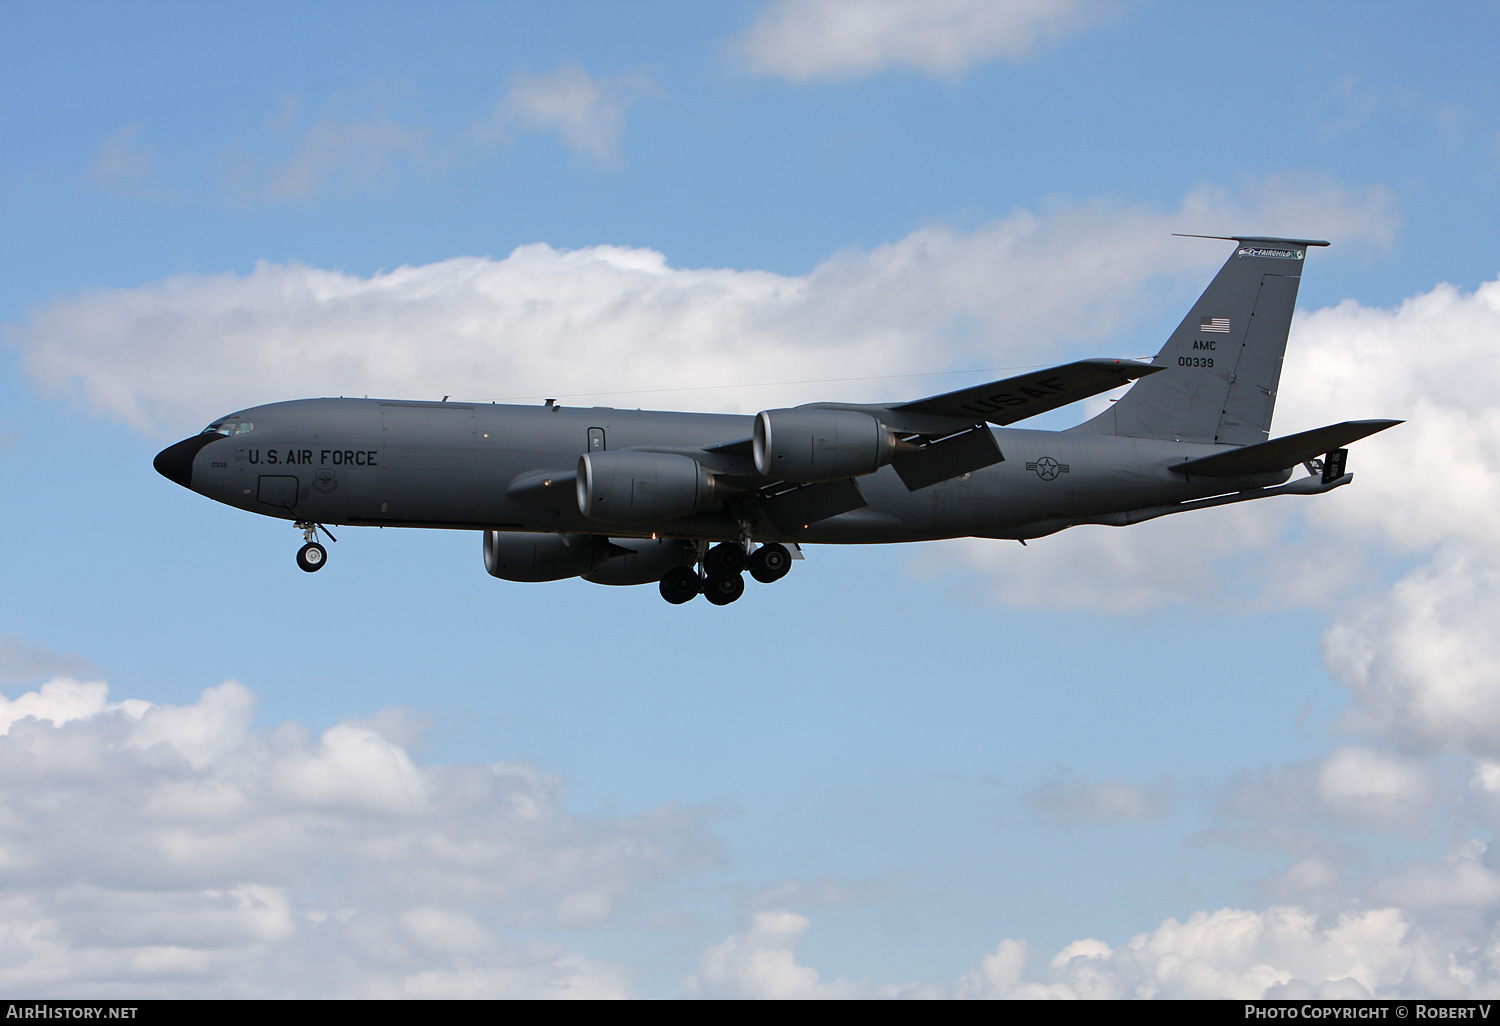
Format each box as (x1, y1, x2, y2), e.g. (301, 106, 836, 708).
(154, 235, 1399, 605)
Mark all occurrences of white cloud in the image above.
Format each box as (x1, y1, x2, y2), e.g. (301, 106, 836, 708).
(1217, 746, 1441, 838)
(1021, 772, 1175, 826)
(0, 677, 147, 735)
(90, 125, 155, 192)
(747, 876, 900, 910)
(1371, 841, 1500, 913)
(1036, 905, 1414, 999)
(699, 899, 1500, 998)
(1270, 278, 1500, 759)
(1278, 278, 1500, 554)
(1325, 547, 1500, 758)
(11, 174, 1395, 438)
(0, 677, 720, 997)
(0, 633, 100, 687)
(683, 910, 936, 998)
(1317, 748, 1439, 831)
(478, 62, 656, 166)
(219, 89, 436, 203)
(737, 0, 1117, 82)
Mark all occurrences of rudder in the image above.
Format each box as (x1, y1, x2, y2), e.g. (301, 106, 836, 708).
(1075, 236, 1329, 445)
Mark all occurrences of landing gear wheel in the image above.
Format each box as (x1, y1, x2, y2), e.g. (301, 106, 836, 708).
(703, 572, 745, 606)
(704, 541, 747, 577)
(297, 542, 327, 573)
(660, 566, 702, 604)
(748, 543, 791, 584)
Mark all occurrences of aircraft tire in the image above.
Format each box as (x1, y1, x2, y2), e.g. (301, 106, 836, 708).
(297, 542, 327, 573)
(659, 566, 702, 604)
(748, 543, 791, 584)
(703, 572, 745, 606)
(704, 541, 747, 577)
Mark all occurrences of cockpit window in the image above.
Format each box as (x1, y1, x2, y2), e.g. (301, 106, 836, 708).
(203, 419, 254, 436)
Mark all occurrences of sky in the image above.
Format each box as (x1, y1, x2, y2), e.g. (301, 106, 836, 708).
(2, 0, 1500, 999)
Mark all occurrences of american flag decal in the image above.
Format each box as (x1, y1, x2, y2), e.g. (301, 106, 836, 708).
(1199, 317, 1231, 333)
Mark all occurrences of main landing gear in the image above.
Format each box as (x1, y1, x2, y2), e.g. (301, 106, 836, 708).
(294, 522, 337, 573)
(658, 542, 792, 605)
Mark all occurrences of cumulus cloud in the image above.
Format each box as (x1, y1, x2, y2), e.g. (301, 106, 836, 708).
(1021, 772, 1175, 826)
(736, 0, 1117, 82)
(1275, 279, 1500, 759)
(0, 677, 720, 997)
(696, 898, 1500, 998)
(10, 174, 1395, 437)
(1325, 550, 1500, 758)
(683, 910, 936, 998)
(957, 906, 1422, 999)
(477, 62, 657, 166)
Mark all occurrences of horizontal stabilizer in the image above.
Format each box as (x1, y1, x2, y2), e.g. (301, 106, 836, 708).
(891, 426, 1004, 491)
(1171, 420, 1402, 477)
(895, 359, 1160, 426)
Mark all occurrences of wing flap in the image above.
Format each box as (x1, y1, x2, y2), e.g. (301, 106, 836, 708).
(759, 479, 867, 531)
(894, 359, 1161, 425)
(891, 426, 1004, 491)
(1171, 419, 1402, 477)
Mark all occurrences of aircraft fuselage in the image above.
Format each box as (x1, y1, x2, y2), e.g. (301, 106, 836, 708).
(164, 397, 1288, 544)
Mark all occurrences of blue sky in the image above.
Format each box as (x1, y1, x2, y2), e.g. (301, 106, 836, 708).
(3, 0, 1500, 998)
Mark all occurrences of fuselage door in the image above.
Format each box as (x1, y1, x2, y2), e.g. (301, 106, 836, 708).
(257, 474, 299, 509)
(588, 427, 606, 453)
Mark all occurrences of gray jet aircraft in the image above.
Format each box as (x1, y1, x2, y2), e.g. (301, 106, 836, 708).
(154, 236, 1400, 605)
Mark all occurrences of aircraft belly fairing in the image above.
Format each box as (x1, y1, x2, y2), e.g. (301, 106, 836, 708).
(156, 236, 1401, 605)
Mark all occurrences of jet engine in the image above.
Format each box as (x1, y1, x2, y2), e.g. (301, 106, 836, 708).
(582, 537, 696, 586)
(577, 451, 723, 524)
(753, 408, 907, 483)
(483, 531, 610, 582)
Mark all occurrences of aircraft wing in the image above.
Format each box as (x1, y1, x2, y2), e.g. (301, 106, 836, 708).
(1170, 419, 1402, 477)
(892, 359, 1162, 425)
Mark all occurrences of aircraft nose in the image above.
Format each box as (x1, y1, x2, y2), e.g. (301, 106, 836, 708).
(154, 433, 221, 489)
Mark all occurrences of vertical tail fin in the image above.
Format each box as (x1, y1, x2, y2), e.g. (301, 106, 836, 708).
(1075, 236, 1329, 445)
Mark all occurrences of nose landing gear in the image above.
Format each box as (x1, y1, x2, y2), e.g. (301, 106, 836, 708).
(294, 522, 337, 573)
(297, 542, 327, 572)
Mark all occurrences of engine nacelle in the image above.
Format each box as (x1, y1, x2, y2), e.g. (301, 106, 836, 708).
(582, 538, 696, 586)
(577, 451, 719, 524)
(483, 531, 610, 582)
(753, 408, 896, 483)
